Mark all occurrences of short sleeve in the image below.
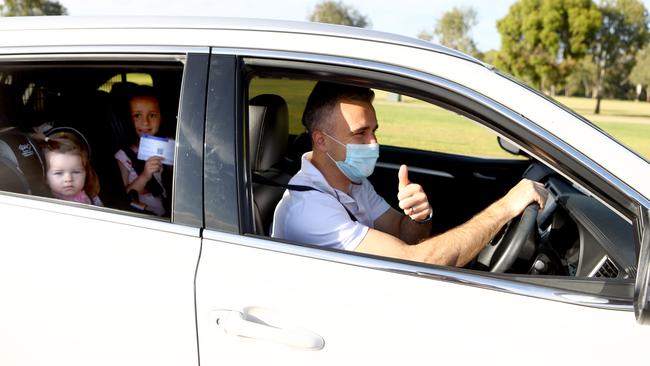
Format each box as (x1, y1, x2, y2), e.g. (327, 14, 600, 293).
(272, 190, 369, 251)
(362, 179, 391, 222)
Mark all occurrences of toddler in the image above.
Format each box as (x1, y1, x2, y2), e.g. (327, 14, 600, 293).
(40, 130, 102, 206)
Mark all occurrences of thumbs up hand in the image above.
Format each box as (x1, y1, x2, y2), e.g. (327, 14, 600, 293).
(397, 165, 432, 222)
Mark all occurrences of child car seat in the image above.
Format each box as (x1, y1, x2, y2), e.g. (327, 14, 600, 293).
(0, 128, 46, 195)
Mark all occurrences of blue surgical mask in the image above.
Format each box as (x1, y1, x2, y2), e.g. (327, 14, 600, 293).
(324, 132, 379, 183)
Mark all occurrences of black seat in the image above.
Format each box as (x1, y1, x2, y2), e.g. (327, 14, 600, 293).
(249, 94, 291, 235)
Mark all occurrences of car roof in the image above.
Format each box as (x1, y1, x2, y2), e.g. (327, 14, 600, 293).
(0, 15, 481, 64)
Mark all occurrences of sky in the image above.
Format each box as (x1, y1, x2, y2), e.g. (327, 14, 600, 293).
(58, 0, 650, 52)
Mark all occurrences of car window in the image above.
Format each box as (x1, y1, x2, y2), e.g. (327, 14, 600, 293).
(249, 77, 521, 159)
(249, 77, 315, 136)
(373, 92, 524, 159)
(244, 71, 637, 294)
(0, 60, 183, 220)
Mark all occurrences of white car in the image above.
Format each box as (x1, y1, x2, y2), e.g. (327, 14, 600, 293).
(0, 16, 649, 365)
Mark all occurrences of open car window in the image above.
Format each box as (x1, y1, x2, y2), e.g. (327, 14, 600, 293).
(0, 60, 183, 219)
(245, 69, 637, 297)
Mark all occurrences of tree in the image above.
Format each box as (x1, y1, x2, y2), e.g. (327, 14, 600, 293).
(565, 56, 598, 96)
(496, 0, 601, 94)
(480, 49, 500, 65)
(629, 44, 650, 101)
(1, 0, 67, 16)
(419, 7, 480, 56)
(591, 0, 649, 113)
(308, 0, 370, 28)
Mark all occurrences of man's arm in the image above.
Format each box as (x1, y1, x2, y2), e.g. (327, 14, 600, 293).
(374, 208, 431, 244)
(357, 179, 547, 267)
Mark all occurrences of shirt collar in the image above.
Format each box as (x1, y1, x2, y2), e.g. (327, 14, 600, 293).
(298, 152, 356, 203)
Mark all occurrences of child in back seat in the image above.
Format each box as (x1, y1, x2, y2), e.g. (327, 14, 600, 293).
(37, 130, 103, 206)
(114, 87, 171, 216)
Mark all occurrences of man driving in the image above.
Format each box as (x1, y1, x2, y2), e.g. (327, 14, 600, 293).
(271, 81, 547, 267)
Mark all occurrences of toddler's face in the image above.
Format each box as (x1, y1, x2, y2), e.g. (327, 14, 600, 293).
(46, 151, 86, 198)
(130, 96, 161, 137)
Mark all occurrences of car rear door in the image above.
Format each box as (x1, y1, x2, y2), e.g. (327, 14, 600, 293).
(0, 49, 209, 366)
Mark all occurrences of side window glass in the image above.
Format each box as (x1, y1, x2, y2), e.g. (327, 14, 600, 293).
(0, 61, 183, 220)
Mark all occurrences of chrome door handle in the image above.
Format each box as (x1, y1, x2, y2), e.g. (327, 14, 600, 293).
(215, 310, 324, 351)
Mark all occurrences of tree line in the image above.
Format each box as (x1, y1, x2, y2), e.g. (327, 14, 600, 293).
(309, 0, 650, 114)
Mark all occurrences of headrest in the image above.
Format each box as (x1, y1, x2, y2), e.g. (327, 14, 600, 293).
(0, 128, 45, 195)
(249, 94, 289, 171)
(45, 126, 92, 159)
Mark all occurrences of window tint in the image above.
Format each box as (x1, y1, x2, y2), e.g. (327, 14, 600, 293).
(0, 61, 183, 220)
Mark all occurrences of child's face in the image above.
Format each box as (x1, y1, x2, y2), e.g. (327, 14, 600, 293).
(130, 96, 161, 137)
(45, 151, 86, 198)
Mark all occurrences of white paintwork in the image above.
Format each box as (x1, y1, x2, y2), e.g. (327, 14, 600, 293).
(198, 236, 650, 365)
(0, 194, 200, 366)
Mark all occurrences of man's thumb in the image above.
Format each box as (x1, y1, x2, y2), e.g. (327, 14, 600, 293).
(398, 164, 410, 189)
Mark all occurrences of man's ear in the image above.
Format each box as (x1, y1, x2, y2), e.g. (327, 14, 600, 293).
(311, 129, 328, 152)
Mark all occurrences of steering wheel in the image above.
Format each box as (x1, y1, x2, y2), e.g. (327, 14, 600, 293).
(477, 203, 539, 273)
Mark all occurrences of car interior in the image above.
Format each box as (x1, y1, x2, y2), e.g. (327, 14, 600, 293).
(0, 61, 183, 216)
(245, 70, 638, 284)
(0, 60, 638, 286)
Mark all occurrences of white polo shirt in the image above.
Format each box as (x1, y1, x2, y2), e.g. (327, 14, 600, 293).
(271, 152, 391, 251)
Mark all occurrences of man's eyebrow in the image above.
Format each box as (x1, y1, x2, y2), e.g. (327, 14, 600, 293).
(350, 125, 378, 134)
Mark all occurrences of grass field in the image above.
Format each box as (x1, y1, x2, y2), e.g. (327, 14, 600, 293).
(250, 78, 650, 160)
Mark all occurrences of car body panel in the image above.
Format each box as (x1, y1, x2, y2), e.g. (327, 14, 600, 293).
(198, 231, 650, 364)
(0, 195, 200, 366)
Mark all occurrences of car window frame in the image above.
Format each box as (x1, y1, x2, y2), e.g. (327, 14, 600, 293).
(0, 48, 207, 229)
(216, 50, 650, 311)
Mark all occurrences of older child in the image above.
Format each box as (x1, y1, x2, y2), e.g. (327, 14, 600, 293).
(114, 87, 170, 216)
(39, 130, 103, 206)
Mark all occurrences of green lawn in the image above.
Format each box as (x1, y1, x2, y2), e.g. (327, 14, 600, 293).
(250, 78, 650, 161)
(554, 96, 650, 159)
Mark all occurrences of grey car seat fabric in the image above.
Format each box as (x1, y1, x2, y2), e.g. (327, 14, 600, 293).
(0, 129, 46, 195)
(249, 94, 291, 235)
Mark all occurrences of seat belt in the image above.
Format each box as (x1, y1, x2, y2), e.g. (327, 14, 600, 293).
(252, 172, 358, 222)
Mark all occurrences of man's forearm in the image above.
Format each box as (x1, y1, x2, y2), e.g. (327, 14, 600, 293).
(427, 199, 511, 267)
(399, 215, 432, 245)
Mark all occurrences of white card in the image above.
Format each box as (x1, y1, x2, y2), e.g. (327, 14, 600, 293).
(137, 135, 175, 166)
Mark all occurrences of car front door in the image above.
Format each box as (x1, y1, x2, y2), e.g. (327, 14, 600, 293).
(196, 52, 650, 365)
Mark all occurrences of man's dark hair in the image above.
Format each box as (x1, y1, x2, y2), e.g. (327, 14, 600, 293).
(302, 81, 375, 134)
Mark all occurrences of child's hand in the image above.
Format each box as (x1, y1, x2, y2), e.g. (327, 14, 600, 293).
(141, 156, 163, 180)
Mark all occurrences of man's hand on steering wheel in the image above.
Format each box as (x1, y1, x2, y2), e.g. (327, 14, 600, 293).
(499, 178, 547, 220)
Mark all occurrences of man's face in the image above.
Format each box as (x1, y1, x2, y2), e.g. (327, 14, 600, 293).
(326, 99, 378, 161)
(46, 151, 86, 198)
(130, 96, 161, 137)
